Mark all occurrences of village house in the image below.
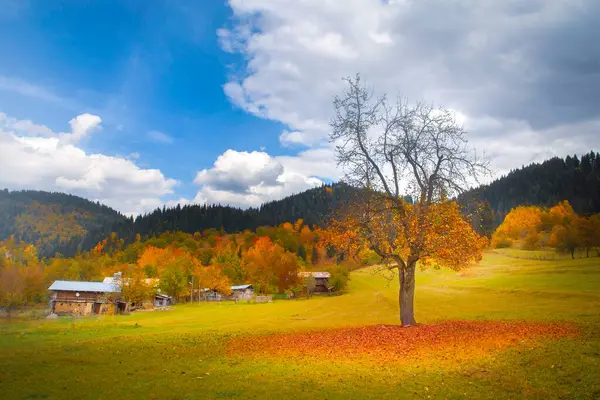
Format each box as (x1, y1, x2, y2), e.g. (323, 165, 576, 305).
(48, 278, 123, 315)
(154, 293, 171, 307)
(102, 275, 171, 309)
(231, 284, 254, 299)
(298, 271, 332, 294)
(202, 284, 254, 301)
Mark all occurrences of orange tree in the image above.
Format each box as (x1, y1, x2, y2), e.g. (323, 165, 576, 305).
(243, 237, 300, 294)
(196, 265, 231, 296)
(325, 74, 489, 326)
(580, 214, 600, 257)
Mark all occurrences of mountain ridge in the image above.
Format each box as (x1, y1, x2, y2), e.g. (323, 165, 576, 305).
(3, 150, 598, 257)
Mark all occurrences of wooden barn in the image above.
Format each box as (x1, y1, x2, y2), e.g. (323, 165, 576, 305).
(48, 280, 123, 315)
(231, 284, 254, 300)
(299, 271, 332, 294)
(154, 293, 171, 307)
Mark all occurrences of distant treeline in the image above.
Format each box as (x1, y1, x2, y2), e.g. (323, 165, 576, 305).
(2, 151, 599, 258)
(459, 151, 600, 225)
(77, 183, 360, 257)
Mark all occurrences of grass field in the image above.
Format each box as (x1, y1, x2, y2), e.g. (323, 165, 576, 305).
(1, 250, 599, 399)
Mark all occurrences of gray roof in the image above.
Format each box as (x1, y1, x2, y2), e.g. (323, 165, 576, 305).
(48, 280, 121, 293)
(298, 271, 331, 279)
(231, 284, 253, 290)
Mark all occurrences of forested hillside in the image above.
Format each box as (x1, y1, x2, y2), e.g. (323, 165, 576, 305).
(101, 183, 358, 245)
(459, 152, 600, 225)
(0, 190, 125, 257)
(3, 151, 598, 257)
(0, 185, 357, 257)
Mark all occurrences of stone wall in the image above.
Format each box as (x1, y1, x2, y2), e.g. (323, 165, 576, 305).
(54, 301, 93, 315)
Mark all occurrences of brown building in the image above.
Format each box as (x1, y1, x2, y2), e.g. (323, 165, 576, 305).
(48, 279, 123, 315)
(298, 272, 332, 293)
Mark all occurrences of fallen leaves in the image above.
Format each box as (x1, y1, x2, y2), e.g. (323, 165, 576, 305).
(227, 320, 578, 364)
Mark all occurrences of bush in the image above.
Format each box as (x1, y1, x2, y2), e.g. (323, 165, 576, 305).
(491, 233, 513, 248)
(521, 232, 541, 250)
(328, 265, 350, 292)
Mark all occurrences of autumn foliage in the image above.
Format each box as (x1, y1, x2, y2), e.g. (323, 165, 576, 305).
(243, 237, 300, 294)
(0, 238, 45, 315)
(1, 216, 357, 312)
(491, 200, 600, 258)
(319, 199, 487, 271)
(228, 321, 578, 364)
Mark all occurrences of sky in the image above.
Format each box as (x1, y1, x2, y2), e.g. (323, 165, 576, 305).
(0, 0, 598, 216)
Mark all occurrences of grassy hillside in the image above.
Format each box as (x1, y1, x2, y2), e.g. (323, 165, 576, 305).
(1, 250, 599, 399)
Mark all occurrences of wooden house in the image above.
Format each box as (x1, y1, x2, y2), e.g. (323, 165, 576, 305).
(48, 279, 123, 315)
(231, 284, 254, 299)
(298, 271, 332, 293)
(154, 293, 171, 307)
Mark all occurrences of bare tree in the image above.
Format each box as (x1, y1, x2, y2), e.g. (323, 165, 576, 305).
(328, 74, 490, 326)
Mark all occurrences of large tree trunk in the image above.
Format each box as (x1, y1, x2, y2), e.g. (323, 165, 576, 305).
(398, 261, 417, 327)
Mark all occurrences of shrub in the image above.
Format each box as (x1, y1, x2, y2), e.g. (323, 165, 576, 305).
(521, 231, 541, 250)
(328, 265, 350, 292)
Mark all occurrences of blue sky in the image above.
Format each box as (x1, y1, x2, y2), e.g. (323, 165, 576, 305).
(0, 0, 598, 214)
(0, 0, 291, 204)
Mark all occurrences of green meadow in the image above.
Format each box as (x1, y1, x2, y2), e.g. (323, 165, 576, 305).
(1, 250, 599, 399)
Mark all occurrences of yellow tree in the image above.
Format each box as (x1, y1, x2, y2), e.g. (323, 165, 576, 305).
(0, 240, 45, 314)
(326, 75, 489, 326)
(117, 264, 156, 307)
(547, 200, 576, 224)
(293, 219, 304, 232)
(196, 266, 231, 295)
(491, 205, 544, 247)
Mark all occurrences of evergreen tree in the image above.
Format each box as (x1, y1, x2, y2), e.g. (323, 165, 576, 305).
(297, 244, 307, 261)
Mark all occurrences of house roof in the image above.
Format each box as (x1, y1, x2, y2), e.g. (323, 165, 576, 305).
(48, 280, 121, 293)
(103, 277, 159, 286)
(231, 284, 253, 290)
(298, 271, 331, 279)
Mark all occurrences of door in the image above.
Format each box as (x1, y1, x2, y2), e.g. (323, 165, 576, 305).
(92, 303, 101, 314)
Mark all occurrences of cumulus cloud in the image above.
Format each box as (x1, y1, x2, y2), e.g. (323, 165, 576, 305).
(195, 150, 284, 193)
(220, 0, 600, 174)
(0, 112, 177, 215)
(59, 113, 102, 145)
(191, 149, 330, 208)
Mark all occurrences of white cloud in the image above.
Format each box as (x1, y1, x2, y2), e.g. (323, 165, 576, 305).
(194, 149, 284, 193)
(0, 112, 55, 137)
(0, 112, 177, 215)
(147, 130, 174, 144)
(192, 149, 332, 208)
(58, 113, 102, 145)
(220, 0, 600, 181)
